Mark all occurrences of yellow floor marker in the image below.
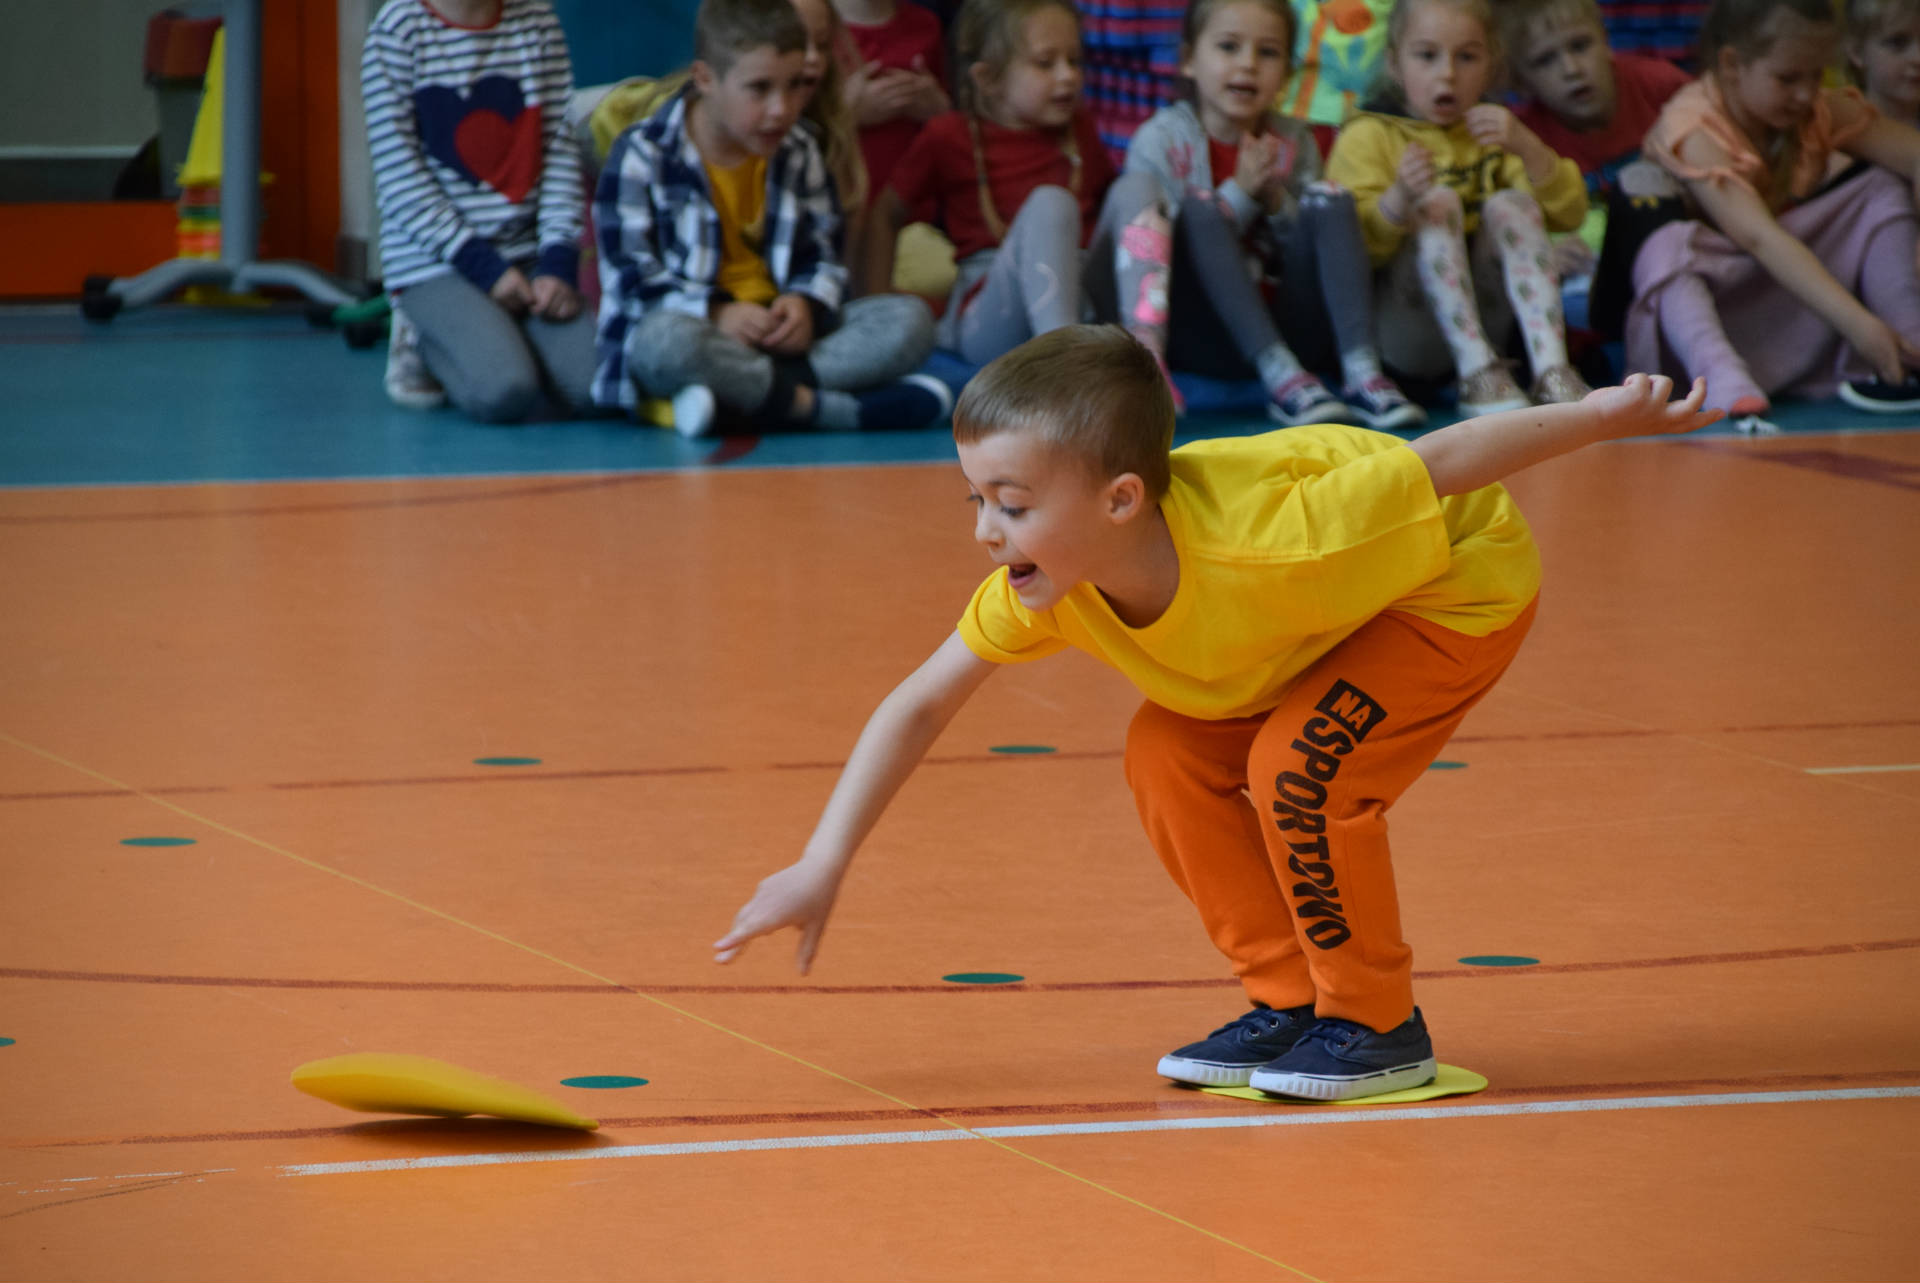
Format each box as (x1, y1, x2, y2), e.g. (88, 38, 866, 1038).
(292, 1053, 598, 1130)
(1201, 1063, 1488, 1106)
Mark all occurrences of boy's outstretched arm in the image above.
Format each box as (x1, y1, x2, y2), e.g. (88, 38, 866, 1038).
(713, 631, 998, 973)
(1410, 373, 1723, 498)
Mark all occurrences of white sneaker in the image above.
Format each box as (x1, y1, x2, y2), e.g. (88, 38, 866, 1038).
(383, 301, 446, 410)
(670, 384, 717, 438)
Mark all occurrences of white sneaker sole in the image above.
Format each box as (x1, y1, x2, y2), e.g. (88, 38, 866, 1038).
(1248, 1056, 1437, 1101)
(1156, 1055, 1259, 1088)
(671, 384, 717, 438)
(1357, 401, 1427, 431)
(1837, 382, 1920, 414)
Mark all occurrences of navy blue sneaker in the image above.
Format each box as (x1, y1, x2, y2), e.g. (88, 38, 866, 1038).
(1839, 373, 1920, 414)
(1157, 1003, 1317, 1087)
(1248, 1008, 1437, 1101)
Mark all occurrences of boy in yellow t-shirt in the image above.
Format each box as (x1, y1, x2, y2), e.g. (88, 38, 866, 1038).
(715, 324, 1720, 1101)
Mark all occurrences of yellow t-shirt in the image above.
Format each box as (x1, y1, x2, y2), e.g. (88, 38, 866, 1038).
(956, 426, 1541, 721)
(705, 156, 777, 305)
(1324, 112, 1590, 265)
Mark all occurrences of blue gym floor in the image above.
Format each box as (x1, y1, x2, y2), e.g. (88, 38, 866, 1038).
(3, 302, 1914, 490)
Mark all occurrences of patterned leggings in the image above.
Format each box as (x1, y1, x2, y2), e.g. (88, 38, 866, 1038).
(1377, 186, 1568, 381)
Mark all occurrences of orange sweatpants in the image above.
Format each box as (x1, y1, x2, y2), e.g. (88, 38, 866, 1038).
(1123, 599, 1537, 1033)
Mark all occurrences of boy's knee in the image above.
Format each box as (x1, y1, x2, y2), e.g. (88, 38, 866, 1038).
(625, 311, 710, 387)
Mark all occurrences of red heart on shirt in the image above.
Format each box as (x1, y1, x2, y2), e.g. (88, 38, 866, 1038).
(453, 108, 542, 204)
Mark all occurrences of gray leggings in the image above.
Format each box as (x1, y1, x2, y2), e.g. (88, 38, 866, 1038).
(402, 270, 599, 422)
(938, 170, 1164, 363)
(1165, 186, 1378, 380)
(624, 294, 934, 414)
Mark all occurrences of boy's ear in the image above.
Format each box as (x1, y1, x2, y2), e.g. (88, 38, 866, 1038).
(691, 58, 717, 96)
(1105, 472, 1149, 523)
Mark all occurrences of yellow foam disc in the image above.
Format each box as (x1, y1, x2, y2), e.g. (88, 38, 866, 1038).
(1200, 1062, 1488, 1106)
(291, 1053, 598, 1130)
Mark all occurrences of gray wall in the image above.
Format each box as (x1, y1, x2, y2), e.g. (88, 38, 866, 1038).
(0, 0, 166, 151)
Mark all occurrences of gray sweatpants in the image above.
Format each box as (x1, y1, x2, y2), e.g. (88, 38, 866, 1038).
(402, 270, 599, 423)
(623, 294, 935, 414)
(937, 170, 1164, 364)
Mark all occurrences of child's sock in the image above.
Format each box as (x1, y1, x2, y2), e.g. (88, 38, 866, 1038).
(812, 375, 954, 431)
(1338, 346, 1383, 391)
(1655, 273, 1767, 413)
(1255, 342, 1307, 395)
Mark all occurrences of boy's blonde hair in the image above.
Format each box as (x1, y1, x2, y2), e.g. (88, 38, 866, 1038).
(952, 326, 1175, 500)
(1494, 0, 1604, 63)
(695, 0, 807, 77)
(954, 0, 1082, 114)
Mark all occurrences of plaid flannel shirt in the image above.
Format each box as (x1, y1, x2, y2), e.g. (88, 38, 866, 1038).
(591, 86, 847, 409)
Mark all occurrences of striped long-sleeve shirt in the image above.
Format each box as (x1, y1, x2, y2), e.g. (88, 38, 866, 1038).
(361, 0, 583, 292)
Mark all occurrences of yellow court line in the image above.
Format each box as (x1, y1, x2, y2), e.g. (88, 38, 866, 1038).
(0, 728, 1318, 1282)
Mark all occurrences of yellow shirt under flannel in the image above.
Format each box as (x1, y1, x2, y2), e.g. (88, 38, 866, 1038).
(956, 426, 1541, 721)
(705, 156, 777, 305)
(1325, 112, 1589, 266)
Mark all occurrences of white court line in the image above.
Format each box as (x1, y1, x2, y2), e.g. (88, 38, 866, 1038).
(278, 1085, 1920, 1178)
(1805, 763, 1920, 775)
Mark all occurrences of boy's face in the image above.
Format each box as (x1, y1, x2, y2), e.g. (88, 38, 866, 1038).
(1390, 2, 1493, 126)
(1855, 14, 1920, 118)
(694, 46, 811, 158)
(1513, 16, 1617, 130)
(958, 427, 1116, 612)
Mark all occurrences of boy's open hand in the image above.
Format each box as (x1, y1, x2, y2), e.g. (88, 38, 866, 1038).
(714, 860, 842, 973)
(1583, 373, 1725, 437)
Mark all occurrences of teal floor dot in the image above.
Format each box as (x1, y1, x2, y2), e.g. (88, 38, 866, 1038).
(473, 756, 542, 767)
(561, 1075, 648, 1089)
(1459, 955, 1539, 967)
(0, 1038, 14, 1048)
(989, 745, 1055, 754)
(1428, 760, 1468, 770)
(121, 836, 196, 847)
(942, 972, 1024, 984)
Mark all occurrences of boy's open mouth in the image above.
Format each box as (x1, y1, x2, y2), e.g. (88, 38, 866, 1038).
(1007, 563, 1038, 588)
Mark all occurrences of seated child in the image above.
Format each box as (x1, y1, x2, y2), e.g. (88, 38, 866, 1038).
(1503, 0, 1693, 197)
(1326, 0, 1593, 413)
(868, 0, 1179, 401)
(714, 323, 1721, 1102)
(1126, 0, 1425, 429)
(1627, 0, 1920, 417)
(1849, 0, 1920, 127)
(361, 0, 598, 423)
(591, 0, 948, 436)
(1499, 0, 1694, 336)
(830, 0, 952, 195)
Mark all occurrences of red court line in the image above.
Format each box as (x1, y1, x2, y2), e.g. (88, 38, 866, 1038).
(7, 936, 1914, 996)
(0, 475, 661, 525)
(9, 717, 1915, 806)
(1677, 439, 1920, 491)
(24, 1068, 1920, 1149)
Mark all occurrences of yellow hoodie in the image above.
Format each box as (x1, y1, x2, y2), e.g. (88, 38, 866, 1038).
(1326, 111, 1589, 265)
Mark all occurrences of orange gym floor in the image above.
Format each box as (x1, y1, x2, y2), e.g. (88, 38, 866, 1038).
(2, 305, 1917, 1280)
